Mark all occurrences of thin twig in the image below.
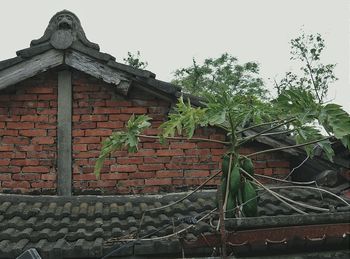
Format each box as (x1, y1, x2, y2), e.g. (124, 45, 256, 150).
(119, 208, 217, 242)
(267, 186, 350, 207)
(246, 136, 332, 158)
(255, 174, 316, 185)
(236, 118, 294, 134)
(238, 118, 296, 146)
(146, 170, 221, 213)
(239, 168, 307, 215)
(137, 134, 230, 145)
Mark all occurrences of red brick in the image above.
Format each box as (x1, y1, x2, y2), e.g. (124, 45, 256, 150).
(106, 100, 132, 107)
(185, 170, 210, 177)
(101, 173, 129, 180)
(11, 94, 37, 101)
(267, 161, 290, 168)
(120, 107, 147, 114)
(19, 129, 47, 137)
(37, 108, 57, 115)
(130, 172, 155, 179)
(74, 122, 97, 129)
(0, 174, 11, 180)
(74, 151, 99, 158)
(31, 181, 55, 188)
(81, 115, 108, 121)
(0, 115, 20, 121)
(73, 144, 88, 152)
(0, 145, 13, 151)
(74, 137, 101, 144)
(21, 115, 48, 122)
(11, 159, 39, 166)
(72, 129, 84, 137)
(117, 157, 143, 165)
(138, 164, 165, 171)
(12, 173, 41, 180)
(109, 114, 134, 121)
(118, 179, 144, 187)
(0, 130, 18, 136)
(145, 178, 172, 185)
(88, 180, 116, 188)
(11, 108, 36, 115)
(111, 165, 137, 172)
(144, 157, 171, 163)
(7, 122, 34, 129)
(73, 108, 91, 115)
(85, 129, 112, 136)
(0, 166, 21, 173)
(32, 137, 55, 145)
(170, 142, 196, 149)
(2, 136, 29, 145)
(28, 87, 54, 94)
(93, 107, 120, 114)
(41, 174, 56, 181)
(97, 121, 124, 128)
(74, 173, 98, 181)
(156, 170, 183, 178)
(2, 181, 30, 189)
(130, 149, 155, 157)
(156, 149, 184, 156)
(37, 94, 56, 100)
(22, 166, 50, 173)
(0, 159, 10, 166)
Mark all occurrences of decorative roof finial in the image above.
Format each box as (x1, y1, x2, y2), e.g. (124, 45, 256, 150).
(31, 10, 99, 51)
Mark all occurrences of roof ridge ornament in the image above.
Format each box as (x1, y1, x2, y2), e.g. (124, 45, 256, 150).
(30, 10, 99, 51)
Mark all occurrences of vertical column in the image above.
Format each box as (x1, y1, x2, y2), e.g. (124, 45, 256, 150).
(57, 70, 72, 196)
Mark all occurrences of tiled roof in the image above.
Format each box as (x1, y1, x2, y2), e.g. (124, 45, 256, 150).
(0, 188, 349, 258)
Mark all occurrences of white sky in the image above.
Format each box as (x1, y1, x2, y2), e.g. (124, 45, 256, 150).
(1, 0, 349, 111)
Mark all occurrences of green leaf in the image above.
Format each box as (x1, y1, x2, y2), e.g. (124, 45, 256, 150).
(241, 181, 258, 217)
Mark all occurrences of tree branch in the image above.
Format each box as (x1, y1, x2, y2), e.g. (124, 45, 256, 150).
(137, 134, 230, 145)
(246, 136, 332, 158)
(236, 119, 291, 134)
(238, 118, 296, 146)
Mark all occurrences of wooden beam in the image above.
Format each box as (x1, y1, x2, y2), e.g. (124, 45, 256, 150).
(57, 70, 72, 196)
(0, 50, 63, 90)
(65, 51, 131, 95)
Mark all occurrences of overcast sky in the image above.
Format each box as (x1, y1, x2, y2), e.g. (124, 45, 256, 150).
(1, 0, 349, 111)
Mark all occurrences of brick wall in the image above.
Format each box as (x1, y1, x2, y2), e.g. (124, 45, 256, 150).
(71, 72, 290, 195)
(0, 71, 290, 195)
(0, 72, 57, 194)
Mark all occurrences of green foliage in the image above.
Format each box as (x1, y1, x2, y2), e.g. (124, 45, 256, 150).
(94, 115, 151, 177)
(95, 33, 350, 219)
(172, 53, 268, 99)
(160, 96, 208, 139)
(123, 51, 148, 69)
(276, 33, 337, 103)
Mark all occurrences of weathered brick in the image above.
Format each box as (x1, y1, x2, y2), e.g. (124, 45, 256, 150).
(85, 129, 112, 136)
(101, 173, 129, 180)
(32, 137, 55, 145)
(74, 174, 98, 181)
(120, 107, 147, 114)
(31, 181, 55, 188)
(7, 122, 34, 129)
(156, 149, 184, 156)
(97, 121, 123, 128)
(19, 129, 47, 137)
(138, 164, 165, 171)
(81, 115, 108, 121)
(111, 165, 137, 172)
(117, 157, 143, 165)
(74, 137, 100, 144)
(22, 166, 50, 173)
(145, 178, 171, 186)
(12, 173, 41, 180)
(93, 107, 120, 114)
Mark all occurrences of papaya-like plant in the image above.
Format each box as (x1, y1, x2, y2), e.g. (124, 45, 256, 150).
(94, 34, 350, 218)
